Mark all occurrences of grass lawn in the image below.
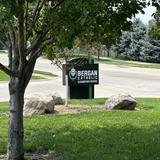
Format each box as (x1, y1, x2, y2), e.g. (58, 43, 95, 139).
(0, 50, 7, 54)
(0, 70, 57, 81)
(69, 98, 160, 110)
(0, 98, 160, 160)
(97, 58, 160, 69)
(0, 71, 9, 81)
(34, 70, 57, 77)
(0, 102, 9, 113)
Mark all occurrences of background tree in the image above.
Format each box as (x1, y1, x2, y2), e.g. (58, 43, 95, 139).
(116, 19, 147, 61)
(129, 19, 147, 61)
(115, 31, 132, 60)
(141, 8, 160, 62)
(0, 0, 158, 159)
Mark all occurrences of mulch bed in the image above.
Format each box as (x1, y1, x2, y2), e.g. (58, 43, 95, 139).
(0, 153, 61, 160)
(54, 104, 105, 115)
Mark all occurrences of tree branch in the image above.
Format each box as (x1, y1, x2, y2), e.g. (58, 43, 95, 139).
(33, 0, 45, 20)
(0, 62, 18, 77)
(26, 25, 52, 56)
(30, 37, 54, 60)
(17, 1, 26, 70)
(0, 40, 9, 49)
(26, 34, 43, 56)
(25, 37, 54, 76)
(25, 1, 29, 50)
(28, 0, 65, 40)
(7, 34, 13, 69)
(49, 0, 65, 10)
(27, 0, 46, 39)
(37, 37, 55, 56)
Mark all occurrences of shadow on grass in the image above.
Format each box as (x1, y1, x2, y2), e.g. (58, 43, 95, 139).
(25, 124, 160, 160)
(1, 109, 160, 160)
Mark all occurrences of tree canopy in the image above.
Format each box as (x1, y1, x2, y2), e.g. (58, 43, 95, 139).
(0, 0, 153, 52)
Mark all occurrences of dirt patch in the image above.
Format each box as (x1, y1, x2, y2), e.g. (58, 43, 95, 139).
(54, 105, 140, 114)
(0, 155, 5, 160)
(54, 104, 105, 115)
(0, 153, 61, 160)
(25, 153, 62, 160)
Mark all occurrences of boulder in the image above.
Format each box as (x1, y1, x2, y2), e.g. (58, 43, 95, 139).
(48, 93, 64, 105)
(105, 94, 137, 110)
(24, 96, 55, 116)
(24, 93, 64, 116)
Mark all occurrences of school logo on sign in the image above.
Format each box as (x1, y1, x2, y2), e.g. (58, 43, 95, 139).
(69, 68, 77, 81)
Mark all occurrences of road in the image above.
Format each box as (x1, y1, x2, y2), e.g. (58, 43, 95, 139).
(0, 54, 160, 101)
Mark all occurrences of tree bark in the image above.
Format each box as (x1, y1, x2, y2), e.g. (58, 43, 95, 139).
(7, 77, 25, 160)
(107, 48, 110, 57)
(97, 48, 100, 60)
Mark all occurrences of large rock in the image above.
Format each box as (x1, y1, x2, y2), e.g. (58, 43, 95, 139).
(105, 94, 137, 110)
(24, 95, 55, 116)
(24, 93, 64, 116)
(47, 93, 64, 105)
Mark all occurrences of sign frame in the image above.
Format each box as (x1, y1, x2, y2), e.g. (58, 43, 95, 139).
(63, 64, 99, 86)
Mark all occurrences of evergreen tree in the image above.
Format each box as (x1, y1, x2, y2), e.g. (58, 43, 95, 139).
(116, 19, 147, 61)
(141, 9, 160, 62)
(115, 31, 131, 60)
(129, 19, 147, 61)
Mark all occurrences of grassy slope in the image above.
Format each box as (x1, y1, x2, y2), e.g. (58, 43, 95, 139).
(0, 99, 160, 160)
(68, 98, 160, 110)
(0, 71, 9, 81)
(0, 70, 57, 81)
(34, 70, 57, 77)
(97, 58, 160, 69)
(0, 70, 45, 81)
(0, 102, 8, 113)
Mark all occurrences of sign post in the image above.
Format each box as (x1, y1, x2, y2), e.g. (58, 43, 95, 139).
(88, 56, 93, 99)
(65, 74, 69, 107)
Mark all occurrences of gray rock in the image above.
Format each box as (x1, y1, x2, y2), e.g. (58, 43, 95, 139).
(24, 96, 55, 116)
(48, 93, 64, 105)
(24, 93, 64, 116)
(105, 94, 137, 110)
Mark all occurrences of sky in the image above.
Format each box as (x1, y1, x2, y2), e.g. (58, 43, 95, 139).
(136, 6, 156, 24)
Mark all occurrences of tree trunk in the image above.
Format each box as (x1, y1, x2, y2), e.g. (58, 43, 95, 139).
(107, 48, 110, 57)
(7, 78, 25, 160)
(97, 48, 100, 60)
